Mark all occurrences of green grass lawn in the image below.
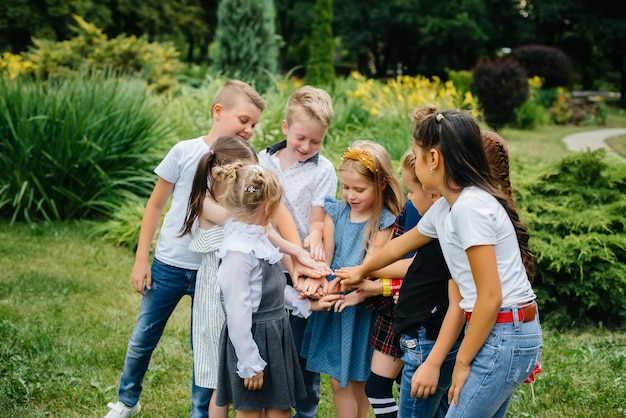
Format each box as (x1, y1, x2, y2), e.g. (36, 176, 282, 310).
(2, 109, 626, 417)
(1, 222, 625, 417)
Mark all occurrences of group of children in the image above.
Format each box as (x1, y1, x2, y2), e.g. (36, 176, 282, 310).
(104, 78, 543, 418)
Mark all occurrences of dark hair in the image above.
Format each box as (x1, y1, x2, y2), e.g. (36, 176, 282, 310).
(179, 136, 258, 236)
(413, 110, 535, 283)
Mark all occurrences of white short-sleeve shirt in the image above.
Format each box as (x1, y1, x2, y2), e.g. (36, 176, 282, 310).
(153, 136, 210, 269)
(418, 187, 535, 311)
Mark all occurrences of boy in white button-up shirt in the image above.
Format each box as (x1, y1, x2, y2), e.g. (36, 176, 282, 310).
(257, 86, 337, 418)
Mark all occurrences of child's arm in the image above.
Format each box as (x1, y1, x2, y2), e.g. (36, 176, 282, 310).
(449, 245, 502, 406)
(295, 212, 336, 297)
(411, 280, 465, 399)
(368, 257, 413, 279)
(130, 178, 173, 296)
(299, 213, 336, 297)
(267, 229, 332, 277)
(335, 226, 432, 286)
(199, 195, 227, 228)
(303, 206, 327, 262)
(218, 251, 267, 381)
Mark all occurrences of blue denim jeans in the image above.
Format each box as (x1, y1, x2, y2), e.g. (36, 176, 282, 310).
(398, 327, 460, 418)
(289, 314, 320, 418)
(117, 258, 212, 418)
(446, 305, 543, 418)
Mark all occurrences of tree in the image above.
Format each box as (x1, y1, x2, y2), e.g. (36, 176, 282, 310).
(275, 0, 315, 75)
(212, 0, 279, 92)
(305, 0, 334, 86)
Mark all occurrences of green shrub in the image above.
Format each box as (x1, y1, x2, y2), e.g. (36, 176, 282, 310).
(472, 58, 529, 130)
(515, 99, 549, 130)
(3, 15, 184, 94)
(0, 74, 172, 223)
(516, 150, 626, 328)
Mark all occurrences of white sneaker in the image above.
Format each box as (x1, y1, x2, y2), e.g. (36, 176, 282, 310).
(104, 401, 141, 418)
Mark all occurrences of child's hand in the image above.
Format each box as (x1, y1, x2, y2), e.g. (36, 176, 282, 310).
(335, 265, 366, 289)
(310, 294, 344, 311)
(297, 276, 328, 298)
(411, 361, 441, 399)
(292, 258, 332, 283)
(130, 259, 151, 296)
(243, 371, 264, 391)
(333, 290, 366, 312)
(303, 230, 325, 262)
(353, 278, 383, 298)
(325, 277, 343, 295)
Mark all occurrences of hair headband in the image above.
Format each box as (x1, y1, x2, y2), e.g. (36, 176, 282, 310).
(342, 147, 376, 173)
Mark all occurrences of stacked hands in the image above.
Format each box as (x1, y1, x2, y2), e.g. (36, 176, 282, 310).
(291, 252, 374, 312)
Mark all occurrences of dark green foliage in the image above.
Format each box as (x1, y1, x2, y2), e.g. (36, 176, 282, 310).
(472, 58, 529, 131)
(0, 74, 171, 223)
(516, 150, 626, 328)
(305, 0, 335, 87)
(512, 44, 573, 88)
(212, 0, 279, 93)
(22, 15, 184, 93)
(515, 100, 549, 130)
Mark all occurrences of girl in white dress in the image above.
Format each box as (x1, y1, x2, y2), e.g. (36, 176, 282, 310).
(180, 137, 330, 418)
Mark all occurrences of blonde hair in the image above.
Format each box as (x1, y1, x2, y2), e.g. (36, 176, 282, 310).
(215, 163, 283, 224)
(180, 137, 258, 237)
(400, 149, 419, 185)
(338, 140, 405, 254)
(285, 85, 333, 127)
(212, 80, 266, 116)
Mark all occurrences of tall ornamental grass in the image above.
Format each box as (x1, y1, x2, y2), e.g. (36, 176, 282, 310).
(0, 74, 172, 222)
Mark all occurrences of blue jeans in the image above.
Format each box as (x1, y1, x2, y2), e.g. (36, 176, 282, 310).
(398, 328, 460, 418)
(290, 314, 320, 418)
(117, 258, 212, 418)
(446, 305, 543, 418)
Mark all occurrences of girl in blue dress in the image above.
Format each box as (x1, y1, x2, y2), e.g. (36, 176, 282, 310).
(301, 140, 405, 418)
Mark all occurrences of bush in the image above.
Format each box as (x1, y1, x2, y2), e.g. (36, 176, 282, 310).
(0, 74, 172, 222)
(0, 15, 184, 94)
(472, 58, 528, 130)
(512, 44, 573, 88)
(446, 69, 473, 98)
(516, 150, 626, 328)
(515, 100, 548, 130)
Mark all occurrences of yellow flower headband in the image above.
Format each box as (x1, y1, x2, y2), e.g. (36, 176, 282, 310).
(341, 147, 376, 173)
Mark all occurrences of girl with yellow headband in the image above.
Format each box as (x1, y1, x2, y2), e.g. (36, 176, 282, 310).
(300, 140, 404, 418)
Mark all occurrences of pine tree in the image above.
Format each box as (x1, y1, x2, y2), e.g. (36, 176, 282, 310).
(305, 0, 335, 87)
(212, 0, 279, 92)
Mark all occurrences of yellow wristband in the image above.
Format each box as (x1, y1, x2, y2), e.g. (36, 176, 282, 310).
(381, 278, 391, 297)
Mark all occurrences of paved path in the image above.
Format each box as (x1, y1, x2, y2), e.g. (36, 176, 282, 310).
(562, 128, 626, 161)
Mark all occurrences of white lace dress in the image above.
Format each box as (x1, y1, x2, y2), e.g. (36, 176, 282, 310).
(189, 225, 224, 389)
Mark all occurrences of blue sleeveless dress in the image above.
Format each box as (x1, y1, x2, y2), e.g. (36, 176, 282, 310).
(301, 196, 396, 387)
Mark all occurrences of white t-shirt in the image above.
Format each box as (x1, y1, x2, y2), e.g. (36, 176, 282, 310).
(258, 140, 338, 241)
(153, 136, 210, 270)
(418, 186, 535, 311)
